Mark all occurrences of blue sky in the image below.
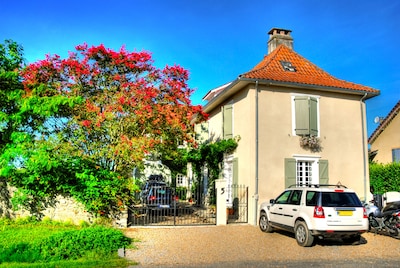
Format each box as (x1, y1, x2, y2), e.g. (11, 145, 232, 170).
(1, 0, 399, 137)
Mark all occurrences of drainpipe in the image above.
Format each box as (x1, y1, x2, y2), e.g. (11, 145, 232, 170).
(254, 80, 259, 225)
(360, 92, 368, 202)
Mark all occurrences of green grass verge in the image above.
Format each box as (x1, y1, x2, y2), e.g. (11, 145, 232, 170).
(0, 217, 136, 267)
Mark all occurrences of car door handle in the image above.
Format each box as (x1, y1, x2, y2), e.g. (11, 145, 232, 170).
(292, 208, 297, 211)
(278, 207, 283, 210)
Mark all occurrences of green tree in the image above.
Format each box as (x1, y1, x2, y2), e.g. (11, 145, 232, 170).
(0, 40, 26, 217)
(0, 42, 206, 218)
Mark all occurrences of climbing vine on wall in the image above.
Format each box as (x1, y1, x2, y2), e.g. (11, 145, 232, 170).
(185, 137, 239, 203)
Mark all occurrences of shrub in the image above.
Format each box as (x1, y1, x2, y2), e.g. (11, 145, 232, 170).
(0, 225, 132, 263)
(370, 161, 400, 194)
(36, 226, 132, 261)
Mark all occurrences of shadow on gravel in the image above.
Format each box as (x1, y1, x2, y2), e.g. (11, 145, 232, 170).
(273, 229, 369, 246)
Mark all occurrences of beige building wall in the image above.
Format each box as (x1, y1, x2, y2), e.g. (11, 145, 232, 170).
(205, 84, 370, 225)
(370, 115, 400, 163)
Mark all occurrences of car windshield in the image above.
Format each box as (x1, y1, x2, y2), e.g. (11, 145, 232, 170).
(321, 192, 362, 207)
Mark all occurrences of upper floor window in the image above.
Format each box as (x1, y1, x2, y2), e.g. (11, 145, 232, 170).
(393, 148, 400, 163)
(222, 103, 233, 139)
(292, 95, 319, 137)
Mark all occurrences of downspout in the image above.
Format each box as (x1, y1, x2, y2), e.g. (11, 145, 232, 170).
(360, 92, 368, 202)
(254, 80, 259, 225)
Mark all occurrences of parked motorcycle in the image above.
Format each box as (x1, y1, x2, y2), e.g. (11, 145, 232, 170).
(367, 201, 400, 238)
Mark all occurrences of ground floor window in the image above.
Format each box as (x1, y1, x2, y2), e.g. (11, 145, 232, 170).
(393, 148, 400, 163)
(176, 174, 184, 185)
(296, 160, 313, 186)
(285, 156, 328, 187)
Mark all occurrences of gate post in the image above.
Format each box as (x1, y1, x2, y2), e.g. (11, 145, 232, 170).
(215, 179, 227, 225)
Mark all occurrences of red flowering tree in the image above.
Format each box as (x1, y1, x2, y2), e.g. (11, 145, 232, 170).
(2, 43, 206, 217)
(22, 43, 206, 174)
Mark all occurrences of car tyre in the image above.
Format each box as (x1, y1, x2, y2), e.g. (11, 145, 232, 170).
(294, 221, 314, 247)
(259, 211, 274, 233)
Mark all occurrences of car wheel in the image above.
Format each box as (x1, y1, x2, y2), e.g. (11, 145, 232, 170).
(294, 221, 314, 247)
(259, 211, 273, 233)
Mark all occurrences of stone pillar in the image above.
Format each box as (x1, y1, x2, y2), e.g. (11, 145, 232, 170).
(115, 209, 128, 228)
(215, 179, 227, 225)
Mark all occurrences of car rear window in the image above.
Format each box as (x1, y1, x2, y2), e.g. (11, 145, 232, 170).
(306, 191, 362, 207)
(321, 192, 362, 207)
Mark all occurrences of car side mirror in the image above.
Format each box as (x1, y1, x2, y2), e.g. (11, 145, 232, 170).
(269, 199, 275, 204)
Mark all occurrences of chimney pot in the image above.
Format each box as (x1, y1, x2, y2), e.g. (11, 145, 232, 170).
(267, 28, 293, 54)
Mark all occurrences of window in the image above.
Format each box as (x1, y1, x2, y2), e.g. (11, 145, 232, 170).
(176, 174, 184, 185)
(289, 190, 302, 205)
(281, 61, 296, 72)
(306, 191, 318, 206)
(284, 158, 328, 187)
(292, 95, 319, 136)
(222, 103, 233, 139)
(275, 190, 291, 204)
(297, 161, 312, 186)
(392, 148, 400, 163)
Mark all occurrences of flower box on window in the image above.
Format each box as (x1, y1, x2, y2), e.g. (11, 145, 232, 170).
(299, 135, 322, 152)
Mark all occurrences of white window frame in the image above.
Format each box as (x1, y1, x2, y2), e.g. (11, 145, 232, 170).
(291, 94, 320, 137)
(293, 155, 321, 185)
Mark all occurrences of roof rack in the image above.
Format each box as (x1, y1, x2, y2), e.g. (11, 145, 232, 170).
(288, 184, 347, 189)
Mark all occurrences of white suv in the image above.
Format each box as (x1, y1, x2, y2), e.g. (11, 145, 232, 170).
(259, 184, 369, 246)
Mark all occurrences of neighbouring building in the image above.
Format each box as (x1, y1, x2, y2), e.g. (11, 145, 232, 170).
(200, 28, 380, 225)
(368, 100, 400, 163)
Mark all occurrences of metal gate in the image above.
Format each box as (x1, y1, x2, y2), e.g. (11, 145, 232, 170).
(128, 184, 248, 226)
(128, 183, 216, 226)
(227, 185, 248, 224)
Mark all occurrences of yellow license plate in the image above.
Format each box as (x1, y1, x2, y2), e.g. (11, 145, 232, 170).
(338, 210, 353, 216)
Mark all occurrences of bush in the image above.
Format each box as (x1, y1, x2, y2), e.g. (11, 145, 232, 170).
(37, 226, 131, 261)
(370, 161, 400, 194)
(0, 225, 132, 263)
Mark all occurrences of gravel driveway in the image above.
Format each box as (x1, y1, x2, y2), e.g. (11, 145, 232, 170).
(124, 225, 400, 267)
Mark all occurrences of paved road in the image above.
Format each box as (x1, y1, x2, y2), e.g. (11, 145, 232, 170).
(124, 225, 400, 267)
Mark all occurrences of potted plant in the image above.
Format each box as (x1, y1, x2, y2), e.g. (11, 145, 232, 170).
(299, 135, 322, 152)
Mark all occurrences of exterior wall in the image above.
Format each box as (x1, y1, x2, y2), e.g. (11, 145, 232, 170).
(207, 106, 223, 139)
(204, 83, 370, 225)
(370, 115, 400, 163)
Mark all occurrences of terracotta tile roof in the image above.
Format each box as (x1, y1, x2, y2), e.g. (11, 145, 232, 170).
(368, 100, 400, 144)
(241, 45, 379, 93)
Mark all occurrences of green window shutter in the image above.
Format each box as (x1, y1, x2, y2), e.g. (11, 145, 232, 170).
(223, 104, 233, 139)
(285, 158, 296, 188)
(233, 157, 239, 185)
(319, 160, 329, 184)
(309, 97, 318, 136)
(294, 96, 310, 136)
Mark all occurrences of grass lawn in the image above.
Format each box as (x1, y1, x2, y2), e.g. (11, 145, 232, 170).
(0, 217, 137, 268)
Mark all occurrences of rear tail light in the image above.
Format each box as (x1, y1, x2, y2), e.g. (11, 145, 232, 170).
(149, 195, 156, 201)
(363, 207, 368, 219)
(314, 206, 325, 218)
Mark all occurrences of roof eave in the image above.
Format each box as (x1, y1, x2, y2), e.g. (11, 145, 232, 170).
(203, 77, 380, 113)
(240, 78, 380, 98)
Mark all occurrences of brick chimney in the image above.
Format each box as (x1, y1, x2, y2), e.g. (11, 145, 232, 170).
(267, 28, 293, 54)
